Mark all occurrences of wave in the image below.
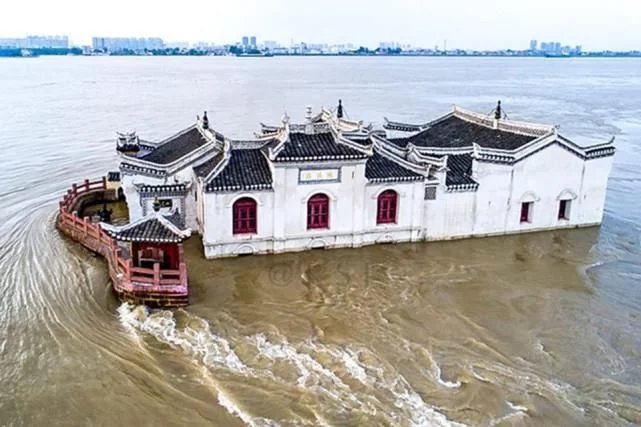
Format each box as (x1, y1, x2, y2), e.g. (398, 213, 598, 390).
(217, 389, 280, 427)
(118, 303, 463, 426)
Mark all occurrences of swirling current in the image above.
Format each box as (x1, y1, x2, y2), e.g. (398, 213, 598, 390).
(1, 56, 640, 426)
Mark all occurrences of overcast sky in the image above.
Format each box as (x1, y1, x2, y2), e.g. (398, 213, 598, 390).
(1, 0, 639, 50)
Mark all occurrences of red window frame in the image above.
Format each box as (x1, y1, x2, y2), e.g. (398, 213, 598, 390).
(233, 197, 257, 234)
(307, 194, 329, 229)
(377, 190, 398, 224)
(520, 202, 532, 223)
(558, 200, 569, 220)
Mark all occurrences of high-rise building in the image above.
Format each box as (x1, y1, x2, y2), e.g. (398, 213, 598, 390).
(241, 36, 249, 47)
(0, 38, 22, 48)
(263, 40, 279, 50)
(0, 35, 69, 48)
(250, 36, 257, 48)
(529, 40, 538, 51)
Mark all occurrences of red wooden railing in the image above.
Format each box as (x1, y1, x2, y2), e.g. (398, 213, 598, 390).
(57, 177, 188, 295)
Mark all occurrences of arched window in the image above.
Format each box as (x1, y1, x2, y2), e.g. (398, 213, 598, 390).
(307, 194, 329, 229)
(377, 190, 398, 224)
(233, 197, 257, 234)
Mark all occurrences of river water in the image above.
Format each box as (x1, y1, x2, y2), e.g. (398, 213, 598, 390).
(1, 56, 640, 426)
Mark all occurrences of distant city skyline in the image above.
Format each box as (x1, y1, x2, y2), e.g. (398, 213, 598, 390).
(0, 0, 639, 51)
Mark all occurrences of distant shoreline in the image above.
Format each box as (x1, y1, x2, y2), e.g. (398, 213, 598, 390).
(4, 54, 639, 59)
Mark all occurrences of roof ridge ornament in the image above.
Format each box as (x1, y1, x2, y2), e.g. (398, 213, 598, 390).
(492, 100, 503, 130)
(304, 105, 314, 134)
(202, 111, 209, 130)
(337, 99, 344, 119)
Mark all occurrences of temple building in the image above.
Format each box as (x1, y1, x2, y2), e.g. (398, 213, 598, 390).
(114, 101, 615, 259)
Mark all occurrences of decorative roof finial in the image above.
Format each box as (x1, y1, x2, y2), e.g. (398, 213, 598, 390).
(337, 99, 343, 119)
(202, 111, 209, 129)
(494, 100, 502, 120)
(282, 110, 290, 125)
(305, 105, 313, 122)
(152, 197, 161, 212)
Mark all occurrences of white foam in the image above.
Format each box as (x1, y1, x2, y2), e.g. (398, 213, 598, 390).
(250, 334, 348, 390)
(217, 389, 280, 427)
(310, 343, 372, 385)
(431, 360, 462, 390)
(118, 304, 463, 426)
(506, 401, 528, 413)
(392, 376, 464, 427)
(488, 401, 528, 426)
(117, 303, 248, 374)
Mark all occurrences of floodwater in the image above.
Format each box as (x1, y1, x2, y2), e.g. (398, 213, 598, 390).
(1, 56, 641, 426)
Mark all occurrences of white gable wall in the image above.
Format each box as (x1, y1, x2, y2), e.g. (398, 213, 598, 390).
(505, 143, 585, 231)
(472, 161, 514, 234)
(578, 155, 614, 225)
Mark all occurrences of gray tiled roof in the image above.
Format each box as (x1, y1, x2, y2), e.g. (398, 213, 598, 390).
(193, 153, 224, 178)
(446, 154, 477, 186)
(137, 183, 190, 197)
(389, 116, 537, 150)
(275, 132, 368, 162)
(205, 149, 273, 192)
(383, 121, 423, 132)
(365, 152, 424, 183)
(103, 211, 190, 243)
(140, 127, 210, 165)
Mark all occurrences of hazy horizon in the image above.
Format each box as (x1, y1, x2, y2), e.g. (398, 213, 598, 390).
(1, 0, 640, 51)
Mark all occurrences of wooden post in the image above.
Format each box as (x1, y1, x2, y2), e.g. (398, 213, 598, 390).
(84, 179, 89, 192)
(153, 263, 160, 286)
(72, 184, 77, 195)
(102, 176, 107, 189)
(83, 217, 89, 235)
(127, 259, 133, 280)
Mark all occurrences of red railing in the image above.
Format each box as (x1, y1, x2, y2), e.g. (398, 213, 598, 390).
(57, 177, 188, 295)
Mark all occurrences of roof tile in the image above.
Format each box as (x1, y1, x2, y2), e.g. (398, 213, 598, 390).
(206, 149, 272, 192)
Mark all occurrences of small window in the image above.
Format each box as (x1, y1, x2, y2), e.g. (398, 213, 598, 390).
(377, 190, 398, 224)
(520, 202, 533, 223)
(558, 199, 571, 220)
(424, 186, 437, 200)
(233, 197, 257, 234)
(158, 199, 173, 208)
(307, 194, 329, 229)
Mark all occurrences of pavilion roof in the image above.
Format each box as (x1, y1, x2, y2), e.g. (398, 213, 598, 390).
(102, 211, 191, 243)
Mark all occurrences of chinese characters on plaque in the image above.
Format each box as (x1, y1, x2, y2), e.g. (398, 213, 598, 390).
(299, 168, 341, 183)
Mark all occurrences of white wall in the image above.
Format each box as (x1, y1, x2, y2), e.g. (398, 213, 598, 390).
(462, 144, 610, 238)
(202, 190, 275, 258)
(362, 181, 424, 244)
(120, 165, 198, 228)
(577, 155, 614, 225)
(421, 144, 613, 242)
(424, 189, 477, 240)
(137, 143, 614, 259)
(201, 161, 427, 258)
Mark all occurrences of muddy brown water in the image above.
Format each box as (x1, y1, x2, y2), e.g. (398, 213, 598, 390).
(1, 56, 640, 426)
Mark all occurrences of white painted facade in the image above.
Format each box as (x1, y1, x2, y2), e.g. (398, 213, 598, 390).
(114, 105, 616, 259)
